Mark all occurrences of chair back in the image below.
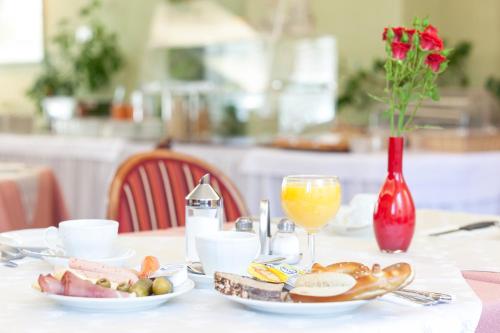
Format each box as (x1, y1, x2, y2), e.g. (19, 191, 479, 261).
(108, 150, 248, 233)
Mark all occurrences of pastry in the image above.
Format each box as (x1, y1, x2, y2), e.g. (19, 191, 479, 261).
(289, 272, 356, 302)
(291, 262, 414, 302)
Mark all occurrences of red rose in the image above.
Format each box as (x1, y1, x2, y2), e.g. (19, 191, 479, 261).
(420, 31, 443, 51)
(391, 42, 412, 60)
(405, 29, 416, 40)
(424, 24, 438, 35)
(425, 53, 446, 72)
(383, 27, 416, 43)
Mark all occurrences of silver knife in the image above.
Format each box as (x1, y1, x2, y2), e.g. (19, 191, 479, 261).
(259, 200, 271, 255)
(429, 221, 498, 237)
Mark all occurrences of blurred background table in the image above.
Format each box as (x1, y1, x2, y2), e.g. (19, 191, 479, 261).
(0, 163, 68, 231)
(1, 134, 500, 219)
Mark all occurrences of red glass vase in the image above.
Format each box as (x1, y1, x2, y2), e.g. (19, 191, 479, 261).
(373, 137, 415, 252)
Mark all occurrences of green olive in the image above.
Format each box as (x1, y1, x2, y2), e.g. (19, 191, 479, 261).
(152, 277, 173, 295)
(130, 279, 153, 297)
(95, 278, 111, 288)
(117, 282, 131, 292)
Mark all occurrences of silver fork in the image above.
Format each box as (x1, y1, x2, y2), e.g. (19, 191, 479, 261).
(392, 289, 452, 306)
(0, 249, 25, 268)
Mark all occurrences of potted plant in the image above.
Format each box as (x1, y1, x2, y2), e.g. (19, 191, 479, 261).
(371, 17, 449, 252)
(28, 0, 124, 120)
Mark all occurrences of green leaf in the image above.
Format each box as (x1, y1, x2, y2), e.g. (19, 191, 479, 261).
(441, 48, 453, 57)
(430, 87, 440, 101)
(368, 93, 388, 104)
(423, 17, 429, 27)
(438, 61, 449, 74)
(413, 17, 421, 27)
(387, 27, 395, 40)
(414, 124, 443, 130)
(401, 32, 409, 43)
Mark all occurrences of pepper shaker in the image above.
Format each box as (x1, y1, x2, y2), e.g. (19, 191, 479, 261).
(270, 218, 301, 264)
(235, 217, 254, 233)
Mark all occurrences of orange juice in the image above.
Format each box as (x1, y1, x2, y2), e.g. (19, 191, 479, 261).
(281, 181, 341, 233)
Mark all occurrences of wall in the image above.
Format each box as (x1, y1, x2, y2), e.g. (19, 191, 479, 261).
(0, 0, 498, 114)
(403, 0, 500, 87)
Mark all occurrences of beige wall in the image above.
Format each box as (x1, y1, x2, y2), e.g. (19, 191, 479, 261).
(403, 0, 500, 86)
(0, 0, 498, 114)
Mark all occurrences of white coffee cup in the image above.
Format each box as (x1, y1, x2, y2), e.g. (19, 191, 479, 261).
(196, 231, 260, 277)
(45, 219, 119, 259)
(349, 194, 378, 228)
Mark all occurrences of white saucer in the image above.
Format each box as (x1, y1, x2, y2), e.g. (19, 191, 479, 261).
(42, 248, 136, 268)
(188, 272, 214, 289)
(0, 228, 48, 251)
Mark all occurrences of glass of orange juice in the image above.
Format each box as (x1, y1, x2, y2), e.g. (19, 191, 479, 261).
(281, 175, 341, 267)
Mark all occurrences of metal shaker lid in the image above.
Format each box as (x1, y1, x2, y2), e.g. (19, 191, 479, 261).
(235, 217, 254, 232)
(277, 218, 295, 233)
(185, 174, 220, 208)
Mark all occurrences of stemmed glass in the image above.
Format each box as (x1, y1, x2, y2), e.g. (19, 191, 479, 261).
(281, 175, 341, 268)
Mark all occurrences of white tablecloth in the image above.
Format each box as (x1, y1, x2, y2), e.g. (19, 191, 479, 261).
(0, 210, 493, 332)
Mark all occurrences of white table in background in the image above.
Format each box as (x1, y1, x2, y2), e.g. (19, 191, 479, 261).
(1, 134, 500, 219)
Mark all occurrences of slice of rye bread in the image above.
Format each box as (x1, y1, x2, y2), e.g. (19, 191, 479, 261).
(214, 272, 285, 302)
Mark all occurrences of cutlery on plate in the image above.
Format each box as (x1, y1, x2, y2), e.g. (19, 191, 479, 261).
(0, 249, 26, 268)
(391, 292, 445, 306)
(396, 288, 452, 302)
(0, 256, 18, 268)
(429, 221, 498, 236)
(187, 262, 204, 275)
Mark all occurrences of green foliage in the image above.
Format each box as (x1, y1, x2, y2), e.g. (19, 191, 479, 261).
(438, 41, 472, 87)
(337, 60, 385, 113)
(27, 0, 124, 111)
(219, 105, 246, 136)
(486, 77, 500, 101)
(26, 59, 76, 111)
(167, 48, 205, 80)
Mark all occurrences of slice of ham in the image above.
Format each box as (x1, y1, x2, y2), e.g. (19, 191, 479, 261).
(61, 271, 131, 298)
(38, 274, 64, 295)
(68, 258, 138, 284)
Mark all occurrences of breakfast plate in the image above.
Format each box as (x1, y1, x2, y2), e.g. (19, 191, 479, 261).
(39, 279, 195, 312)
(221, 294, 368, 315)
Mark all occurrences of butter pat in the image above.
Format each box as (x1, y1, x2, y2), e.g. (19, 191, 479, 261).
(151, 264, 187, 287)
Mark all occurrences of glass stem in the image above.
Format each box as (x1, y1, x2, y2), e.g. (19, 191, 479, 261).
(307, 232, 315, 269)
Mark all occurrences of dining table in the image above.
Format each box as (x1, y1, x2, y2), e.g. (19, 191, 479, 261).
(0, 163, 68, 232)
(1, 209, 499, 332)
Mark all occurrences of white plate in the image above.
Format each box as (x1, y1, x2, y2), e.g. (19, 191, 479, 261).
(39, 279, 195, 312)
(221, 294, 368, 316)
(0, 228, 48, 250)
(42, 248, 136, 268)
(188, 272, 213, 289)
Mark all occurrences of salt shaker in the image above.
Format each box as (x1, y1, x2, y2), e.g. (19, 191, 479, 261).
(185, 174, 222, 262)
(270, 218, 301, 264)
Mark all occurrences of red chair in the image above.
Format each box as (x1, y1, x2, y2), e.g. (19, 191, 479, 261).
(107, 150, 248, 233)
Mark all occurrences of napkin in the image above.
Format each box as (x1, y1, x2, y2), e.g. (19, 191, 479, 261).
(462, 271, 500, 333)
